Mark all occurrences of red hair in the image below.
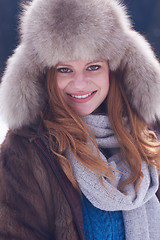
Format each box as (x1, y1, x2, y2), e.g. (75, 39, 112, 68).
(42, 68, 160, 192)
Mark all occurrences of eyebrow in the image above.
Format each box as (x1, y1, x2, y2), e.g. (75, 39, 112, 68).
(56, 63, 72, 67)
(57, 60, 105, 67)
(87, 60, 104, 65)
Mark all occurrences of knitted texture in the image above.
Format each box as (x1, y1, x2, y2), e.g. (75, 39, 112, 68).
(82, 194, 125, 240)
(67, 114, 160, 240)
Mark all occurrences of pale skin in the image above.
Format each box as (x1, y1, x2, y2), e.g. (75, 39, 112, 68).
(56, 59, 110, 116)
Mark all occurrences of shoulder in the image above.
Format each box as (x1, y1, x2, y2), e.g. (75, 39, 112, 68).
(0, 127, 58, 238)
(0, 126, 61, 207)
(0, 126, 54, 193)
(0, 127, 39, 169)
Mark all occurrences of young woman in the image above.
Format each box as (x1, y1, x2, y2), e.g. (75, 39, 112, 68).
(0, 0, 160, 239)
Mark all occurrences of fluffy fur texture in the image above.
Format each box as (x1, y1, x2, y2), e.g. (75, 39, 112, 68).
(0, 0, 160, 129)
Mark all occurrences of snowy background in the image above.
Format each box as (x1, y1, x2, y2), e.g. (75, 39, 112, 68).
(0, 119, 8, 144)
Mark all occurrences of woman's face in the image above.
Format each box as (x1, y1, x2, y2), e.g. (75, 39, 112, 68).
(56, 59, 110, 116)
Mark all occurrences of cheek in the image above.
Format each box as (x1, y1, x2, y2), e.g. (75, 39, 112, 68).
(99, 75, 110, 94)
(57, 76, 72, 92)
(56, 79, 66, 100)
(99, 78, 110, 102)
(57, 78, 64, 91)
(105, 80, 110, 95)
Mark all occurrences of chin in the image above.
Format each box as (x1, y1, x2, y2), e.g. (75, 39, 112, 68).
(76, 110, 95, 116)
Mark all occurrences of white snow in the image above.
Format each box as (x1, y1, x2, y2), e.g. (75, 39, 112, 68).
(0, 120, 8, 144)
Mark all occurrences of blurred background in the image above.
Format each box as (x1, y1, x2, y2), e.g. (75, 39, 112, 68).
(0, 0, 160, 143)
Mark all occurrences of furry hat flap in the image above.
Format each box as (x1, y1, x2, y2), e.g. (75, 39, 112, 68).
(0, 0, 160, 129)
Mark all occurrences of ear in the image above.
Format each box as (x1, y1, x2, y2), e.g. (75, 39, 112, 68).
(120, 30, 160, 124)
(0, 44, 46, 129)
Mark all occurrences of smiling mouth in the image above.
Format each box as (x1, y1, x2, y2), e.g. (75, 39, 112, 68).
(68, 91, 97, 99)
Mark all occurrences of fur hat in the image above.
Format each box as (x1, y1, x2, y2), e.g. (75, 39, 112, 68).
(0, 0, 160, 129)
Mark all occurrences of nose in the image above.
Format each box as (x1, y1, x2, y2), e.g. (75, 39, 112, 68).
(71, 72, 88, 89)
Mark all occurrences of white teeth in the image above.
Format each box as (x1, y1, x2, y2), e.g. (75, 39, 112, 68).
(70, 92, 93, 99)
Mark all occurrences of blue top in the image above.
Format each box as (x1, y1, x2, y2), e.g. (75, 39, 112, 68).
(81, 194, 125, 240)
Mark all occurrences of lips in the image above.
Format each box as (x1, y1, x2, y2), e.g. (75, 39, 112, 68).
(67, 91, 97, 103)
(70, 92, 93, 99)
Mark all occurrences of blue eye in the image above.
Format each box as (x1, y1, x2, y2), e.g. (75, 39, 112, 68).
(87, 65, 101, 71)
(57, 68, 73, 73)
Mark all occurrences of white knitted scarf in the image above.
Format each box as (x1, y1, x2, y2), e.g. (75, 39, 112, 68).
(66, 114, 160, 240)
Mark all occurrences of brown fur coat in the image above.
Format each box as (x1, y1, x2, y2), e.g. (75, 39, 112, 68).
(0, 126, 84, 240)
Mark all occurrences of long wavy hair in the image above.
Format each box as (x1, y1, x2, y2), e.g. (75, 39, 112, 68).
(42, 67, 160, 192)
